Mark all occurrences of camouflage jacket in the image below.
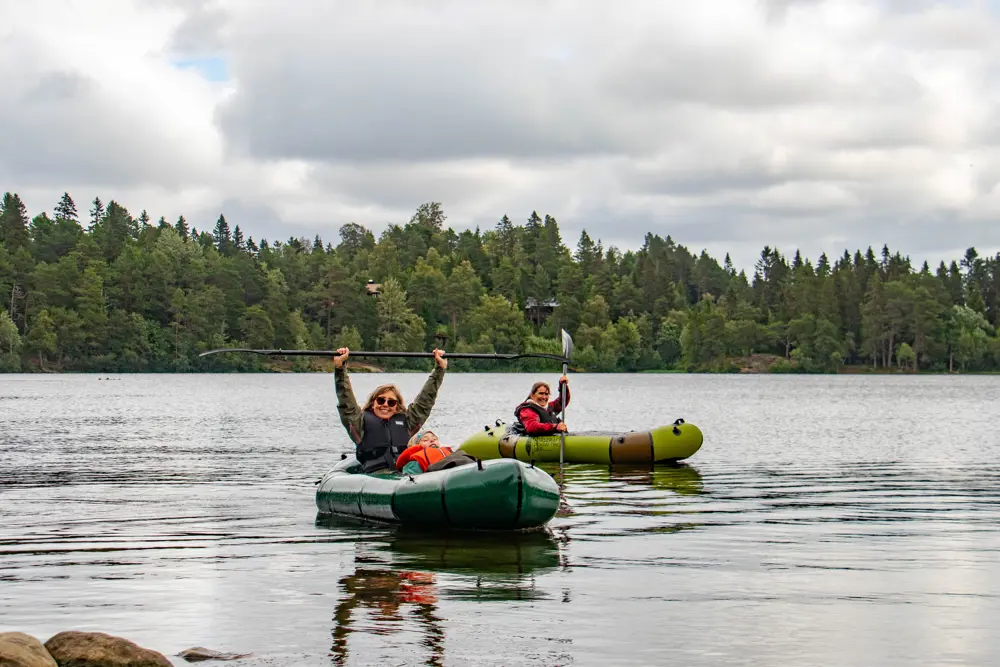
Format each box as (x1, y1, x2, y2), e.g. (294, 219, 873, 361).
(334, 364, 446, 445)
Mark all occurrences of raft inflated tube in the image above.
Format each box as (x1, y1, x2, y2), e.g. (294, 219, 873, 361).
(459, 419, 703, 465)
(315, 456, 560, 531)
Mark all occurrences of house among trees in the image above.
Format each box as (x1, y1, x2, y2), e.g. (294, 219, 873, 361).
(365, 280, 381, 297)
(525, 296, 559, 326)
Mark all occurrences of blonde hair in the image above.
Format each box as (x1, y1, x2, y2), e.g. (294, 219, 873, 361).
(362, 384, 407, 413)
(408, 430, 438, 447)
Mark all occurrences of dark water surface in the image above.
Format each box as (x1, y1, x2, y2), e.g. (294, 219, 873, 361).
(1, 372, 999, 666)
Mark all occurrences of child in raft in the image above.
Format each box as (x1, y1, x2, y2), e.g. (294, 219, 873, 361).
(394, 430, 477, 474)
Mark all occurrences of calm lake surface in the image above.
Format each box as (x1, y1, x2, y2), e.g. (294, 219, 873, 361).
(2, 372, 999, 666)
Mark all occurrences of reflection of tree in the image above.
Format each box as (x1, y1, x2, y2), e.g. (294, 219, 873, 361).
(331, 567, 445, 667)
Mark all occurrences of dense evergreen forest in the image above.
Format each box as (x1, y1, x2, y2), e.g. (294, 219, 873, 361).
(0, 191, 998, 374)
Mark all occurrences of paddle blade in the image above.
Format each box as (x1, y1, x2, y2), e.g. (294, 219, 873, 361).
(561, 329, 574, 360)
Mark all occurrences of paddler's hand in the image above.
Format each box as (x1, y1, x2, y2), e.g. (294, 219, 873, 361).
(433, 348, 447, 370)
(559, 375, 568, 384)
(555, 422, 568, 433)
(333, 347, 349, 369)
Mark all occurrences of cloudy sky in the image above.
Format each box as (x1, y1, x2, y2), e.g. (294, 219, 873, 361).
(3, 0, 1000, 272)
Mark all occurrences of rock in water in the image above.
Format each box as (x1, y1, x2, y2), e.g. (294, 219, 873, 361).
(43, 631, 171, 667)
(177, 647, 251, 662)
(0, 632, 58, 667)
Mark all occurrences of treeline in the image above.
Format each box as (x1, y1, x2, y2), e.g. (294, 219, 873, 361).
(0, 191, 998, 373)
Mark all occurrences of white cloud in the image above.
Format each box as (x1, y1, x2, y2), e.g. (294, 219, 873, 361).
(2, 0, 1000, 271)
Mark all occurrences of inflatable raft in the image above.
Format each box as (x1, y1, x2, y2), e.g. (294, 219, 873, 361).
(459, 418, 703, 465)
(315, 455, 560, 531)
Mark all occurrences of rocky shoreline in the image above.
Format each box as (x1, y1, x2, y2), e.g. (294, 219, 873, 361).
(0, 631, 248, 667)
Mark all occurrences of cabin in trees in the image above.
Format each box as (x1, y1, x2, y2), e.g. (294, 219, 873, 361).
(366, 280, 381, 297)
(525, 297, 559, 327)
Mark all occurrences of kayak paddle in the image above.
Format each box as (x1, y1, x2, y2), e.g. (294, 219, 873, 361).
(558, 329, 573, 469)
(198, 348, 571, 363)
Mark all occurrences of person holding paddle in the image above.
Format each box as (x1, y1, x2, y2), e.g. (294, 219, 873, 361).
(333, 347, 447, 473)
(513, 375, 570, 436)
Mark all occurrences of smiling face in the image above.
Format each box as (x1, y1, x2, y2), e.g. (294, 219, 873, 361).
(530, 383, 550, 407)
(372, 390, 400, 419)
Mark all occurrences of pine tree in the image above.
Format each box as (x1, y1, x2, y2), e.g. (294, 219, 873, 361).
(89, 197, 104, 229)
(213, 214, 232, 254)
(575, 230, 599, 273)
(95, 200, 133, 260)
(523, 210, 542, 260)
(496, 215, 515, 250)
(54, 193, 78, 221)
(174, 215, 189, 240)
(723, 253, 735, 277)
(233, 225, 245, 252)
(0, 192, 30, 250)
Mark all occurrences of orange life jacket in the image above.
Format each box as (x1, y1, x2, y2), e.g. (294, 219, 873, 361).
(395, 444, 454, 472)
(398, 572, 438, 604)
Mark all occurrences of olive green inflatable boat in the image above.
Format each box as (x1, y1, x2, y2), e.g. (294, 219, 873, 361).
(315, 455, 560, 531)
(459, 418, 703, 465)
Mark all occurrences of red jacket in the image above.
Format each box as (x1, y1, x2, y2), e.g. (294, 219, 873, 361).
(516, 381, 570, 435)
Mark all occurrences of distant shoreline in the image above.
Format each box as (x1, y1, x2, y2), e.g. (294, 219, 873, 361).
(2, 364, 993, 376)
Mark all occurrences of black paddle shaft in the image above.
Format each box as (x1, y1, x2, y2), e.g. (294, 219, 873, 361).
(197, 348, 570, 363)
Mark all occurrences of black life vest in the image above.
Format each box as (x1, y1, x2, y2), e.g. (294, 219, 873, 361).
(357, 410, 411, 473)
(513, 400, 558, 434)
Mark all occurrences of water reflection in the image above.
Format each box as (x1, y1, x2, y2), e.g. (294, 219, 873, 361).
(545, 462, 704, 495)
(314, 518, 562, 575)
(330, 567, 445, 667)
(384, 528, 562, 576)
(318, 519, 563, 664)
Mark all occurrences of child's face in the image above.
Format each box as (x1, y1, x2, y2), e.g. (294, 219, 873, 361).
(419, 432, 440, 447)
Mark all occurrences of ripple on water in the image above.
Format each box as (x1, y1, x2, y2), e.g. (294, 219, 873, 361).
(2, 373, 1000, 666)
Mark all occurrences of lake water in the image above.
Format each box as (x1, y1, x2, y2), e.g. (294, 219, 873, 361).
(1, 372, 999, 666)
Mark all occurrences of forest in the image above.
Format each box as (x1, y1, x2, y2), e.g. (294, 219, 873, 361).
(1, 191, 998, 374)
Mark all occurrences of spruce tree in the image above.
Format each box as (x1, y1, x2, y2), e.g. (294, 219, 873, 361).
(89, 197, 104, 229)
(213, 214, 232, 254)
(0, 192, 30, 250)
(54, 193, 78, 221)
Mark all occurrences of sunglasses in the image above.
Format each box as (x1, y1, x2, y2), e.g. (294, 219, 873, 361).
(375, 396, 398, 408)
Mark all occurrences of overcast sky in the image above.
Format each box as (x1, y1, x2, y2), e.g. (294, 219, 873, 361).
(2, 0, 1000, 273)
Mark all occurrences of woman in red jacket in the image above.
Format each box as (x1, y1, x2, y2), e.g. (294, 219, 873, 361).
(513, 375, 570, 435)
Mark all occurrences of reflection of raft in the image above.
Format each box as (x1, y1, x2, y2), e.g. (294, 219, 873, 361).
(385, 530, 561, 576)
(315, 516, 562, 576)
(559, 463, 705, 496)
(459, 419, 704, 464)
(315, 456, 560, 531)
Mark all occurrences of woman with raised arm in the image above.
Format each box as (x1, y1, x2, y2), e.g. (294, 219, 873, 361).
(333, 347, 447, 473)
